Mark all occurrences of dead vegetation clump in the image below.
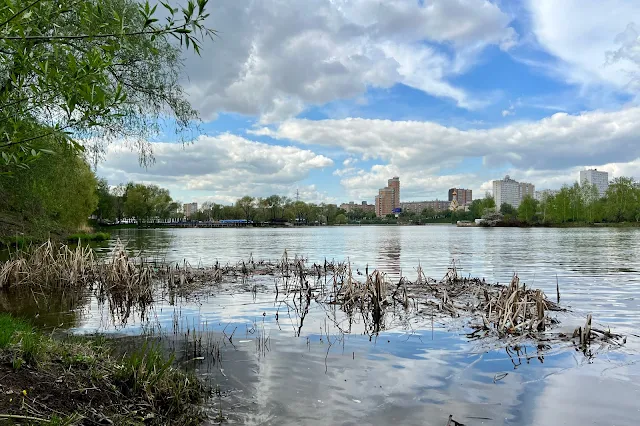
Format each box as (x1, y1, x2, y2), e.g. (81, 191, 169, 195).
(0, 240, 97, 289)
(1, 244, 627, 351)
(0, 240, 154, 325)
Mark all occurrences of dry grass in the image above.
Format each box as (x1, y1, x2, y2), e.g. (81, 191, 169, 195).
(0, 240, 151, 291)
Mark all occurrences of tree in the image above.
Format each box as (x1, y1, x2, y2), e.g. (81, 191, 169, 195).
(94, 178, 115, 221)
(517, 196, 539, 223)
(335, 213, 347, 224)
(236, 196, 255, 222)
(0, 137, 98, 235)
(123, 184, 151, 224)
(605, 177, 639, 222)
(500, 203, 516, 216)
(483, 194, 496, 211)
(0, 0, 214, 171)
(265, 195, 283, 220)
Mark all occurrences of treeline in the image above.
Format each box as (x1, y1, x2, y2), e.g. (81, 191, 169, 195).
(95, 181, 181, 224)
(96, 189, 354, 225)
(501, 177, 640, 225)
(393, 177, 640, 226)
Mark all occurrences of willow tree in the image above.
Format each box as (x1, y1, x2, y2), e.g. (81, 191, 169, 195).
(0, 0, 214, 171)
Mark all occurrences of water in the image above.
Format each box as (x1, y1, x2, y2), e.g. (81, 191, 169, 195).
(3, 225, 640, 425)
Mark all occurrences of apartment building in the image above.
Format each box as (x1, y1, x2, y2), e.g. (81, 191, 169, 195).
(580, 169, 609, 197)
(183, 202, 198, 218)
(492, 175, 535, 209)
(375, 177, 400, 217)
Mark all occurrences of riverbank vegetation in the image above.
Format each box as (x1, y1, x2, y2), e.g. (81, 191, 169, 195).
(400, 178, 640, 227)
(489, 177, 640, 226)
(0, 314, 207, 425)
(1, 0, 213, 240)
(92, 176, 640, 229)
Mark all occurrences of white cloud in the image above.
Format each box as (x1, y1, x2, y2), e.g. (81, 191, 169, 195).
(97, 134, 333, 203)
(527, 1, 640, 91)
(342, 157, 358, 167)
(182, 0, 517, 121)
(256, 107, 640, 199)
(502, 103, 516, 116)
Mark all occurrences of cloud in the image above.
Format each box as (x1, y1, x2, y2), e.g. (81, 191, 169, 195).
(255, 107, 640, 199)
(181, 0, 517, 121)
(526, 0, 640, 91)
(501, 102, 516, 117)
(259, 107, 640, 169)
(97, 134, 333, 203)
(343, 157, 358, 167)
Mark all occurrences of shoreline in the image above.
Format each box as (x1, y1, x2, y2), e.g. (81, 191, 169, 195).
(458, 221, 640, 229)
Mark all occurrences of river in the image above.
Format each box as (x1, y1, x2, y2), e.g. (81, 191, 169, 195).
(5, 225, 640, 425)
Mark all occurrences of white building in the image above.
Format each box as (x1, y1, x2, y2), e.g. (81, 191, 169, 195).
(579, 169, 609, 197)
(492, 175, 535, 209)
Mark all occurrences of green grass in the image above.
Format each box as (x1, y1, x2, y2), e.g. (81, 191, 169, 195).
(0, 314, 32, 349)
(0, 315, 208, 424)
(114, 341, 205, 424)
(0, 235, 35, 250)
(66, 232, 110, 242)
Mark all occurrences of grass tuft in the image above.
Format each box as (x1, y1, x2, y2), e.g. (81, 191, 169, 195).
(67, 232, 111, 242)
(0, 314, 31, 349)
(0, 315, 208, 425)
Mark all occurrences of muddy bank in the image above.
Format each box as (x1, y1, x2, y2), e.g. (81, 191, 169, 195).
(0, 314, 207, 425)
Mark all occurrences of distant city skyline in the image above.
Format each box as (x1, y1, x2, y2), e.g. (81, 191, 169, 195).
(175, 167, 626, 208)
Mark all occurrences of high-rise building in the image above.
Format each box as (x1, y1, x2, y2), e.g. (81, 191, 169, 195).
(183, 202, 198, 218)
(448, 188, 472, 205)
(492, 175, 535, 209)
(519, 182, 535, 200)
(375, 177, 400, 217)
(375, 187, 395, 217)
(388, 177, 400, 209)
(580, 169, 609, 197)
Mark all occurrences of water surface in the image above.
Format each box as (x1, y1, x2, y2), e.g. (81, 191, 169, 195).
(4, 225, 640, 425)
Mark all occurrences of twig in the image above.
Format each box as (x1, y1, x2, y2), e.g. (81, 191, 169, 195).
(0, 414, 48, 422)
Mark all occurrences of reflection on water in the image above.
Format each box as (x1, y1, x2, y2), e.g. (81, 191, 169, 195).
(376, 230, 401, 277)
(3, 226, 640, 425)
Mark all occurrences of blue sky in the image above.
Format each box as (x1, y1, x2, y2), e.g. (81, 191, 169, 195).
(98, 0, 640, 205)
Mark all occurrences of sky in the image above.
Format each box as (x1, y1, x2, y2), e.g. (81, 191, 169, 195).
(97, 0, 640, 205)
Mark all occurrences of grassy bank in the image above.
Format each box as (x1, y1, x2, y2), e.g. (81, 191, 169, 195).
(1, 232, 110, 251)
(66, 232, 111, 242)
(0, 314, 208, 425)
(475, 221, 640, 228)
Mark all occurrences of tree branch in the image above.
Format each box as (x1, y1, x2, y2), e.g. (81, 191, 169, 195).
(0, 0, 44, 28)
(0, 25, 215, 41)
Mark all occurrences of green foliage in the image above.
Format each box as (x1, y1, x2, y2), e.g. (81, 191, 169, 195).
(531, 177, 640, 225)
(335, 213, 347, 224)
(0, 313, 31, 349)
(94, 178, 116, 221)
(0, 137, 98, 237)
(67, 232, 110, 242)
(114, 341, 204, 422)
(0, 314, 206, 424)
(0, 0, 214, 170)
(236, 196, 256, 222)
(500, 202, 516, 215)
(123, 182, 179, 224)
(517, 195, 539, 223)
